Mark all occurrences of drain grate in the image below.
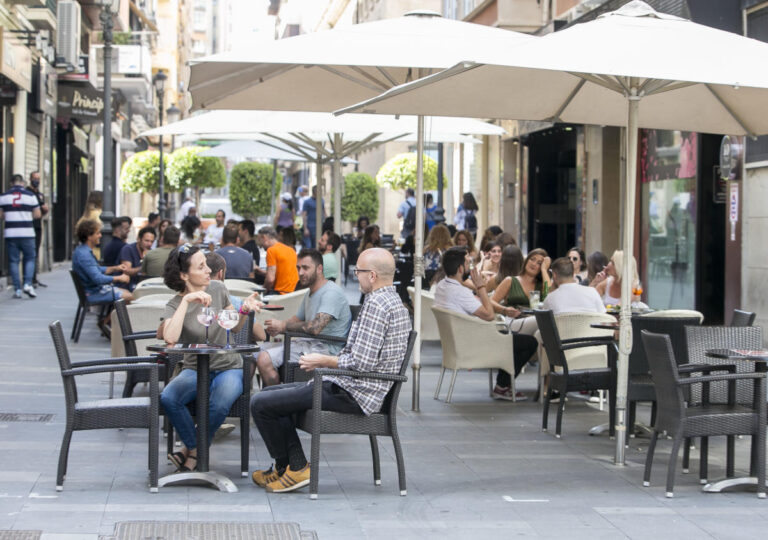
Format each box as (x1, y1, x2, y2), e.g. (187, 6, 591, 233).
(101, 522, 317, 540)
(0, 531, 41, 540)
(0, 413, 54, 423)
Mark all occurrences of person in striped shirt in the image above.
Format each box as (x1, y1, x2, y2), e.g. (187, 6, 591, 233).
(0, 174, 41, 298)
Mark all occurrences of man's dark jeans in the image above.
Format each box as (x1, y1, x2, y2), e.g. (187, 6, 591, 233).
(250, 381, 362, 467)
(497, 333, 539, 388)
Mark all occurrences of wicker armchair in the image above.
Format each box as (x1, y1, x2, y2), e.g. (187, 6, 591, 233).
(534, 309, 617, 438)
(69, 269, 114, 342)
(49, 320, 160, 492)
(280, 304, 362, 384)
(407, 287, 440, 341)
(164, 312, 255, 477)
(730, 309, 757, 327)
(640, 330, 766, 498)
(431, 306, 518, 403)
(113, 300, 165, 398)
(627, 315, 702, 436)
(682, 325, 763, 481)
(296, 331, 417, 499)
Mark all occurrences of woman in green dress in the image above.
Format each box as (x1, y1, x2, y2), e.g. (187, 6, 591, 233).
(491, 248, 551, 334)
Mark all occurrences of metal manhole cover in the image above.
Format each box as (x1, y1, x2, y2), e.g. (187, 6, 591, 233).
(103, 522, 317, 540)
(0, 531, 42, 540)
(0, 413, 54, 423)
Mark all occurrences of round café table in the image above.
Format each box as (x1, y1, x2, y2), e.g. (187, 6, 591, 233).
(701, 348, 768, 495)
(147, 343, 260, 493)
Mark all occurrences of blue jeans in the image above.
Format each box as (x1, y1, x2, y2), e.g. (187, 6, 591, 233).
(6, 237, 36, 290)
(160, 368, 243, 450)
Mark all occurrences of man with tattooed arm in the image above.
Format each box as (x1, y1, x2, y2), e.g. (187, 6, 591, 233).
(255, 248, 351, 386)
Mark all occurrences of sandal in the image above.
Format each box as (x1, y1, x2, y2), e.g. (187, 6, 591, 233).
(168, 451, 186, 469)
(178, 455, 197, 473)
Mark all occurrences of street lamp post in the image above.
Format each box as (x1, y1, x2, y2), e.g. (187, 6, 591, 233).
(153, 70, 167, 219)
(98, 0, 121, 248)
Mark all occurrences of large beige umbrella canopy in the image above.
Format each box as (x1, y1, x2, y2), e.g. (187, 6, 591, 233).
(188, 11, 532, 112)
(339, 0, 768, 465)
(187, 11, 528, 411)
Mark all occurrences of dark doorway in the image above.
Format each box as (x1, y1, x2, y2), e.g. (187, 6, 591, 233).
(526, 125, 577, 258)
(695, 133, 726, 324)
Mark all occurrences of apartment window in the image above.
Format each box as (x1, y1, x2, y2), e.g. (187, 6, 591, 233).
(193, 9, 206, 32)
(192, 40, 206, 54)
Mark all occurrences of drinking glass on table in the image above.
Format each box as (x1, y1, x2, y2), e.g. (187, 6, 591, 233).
(631, 281, 643, 309)
(217, 309, 239, 349)
(197, 306, 216, 344)
(529, 290, 541, 309)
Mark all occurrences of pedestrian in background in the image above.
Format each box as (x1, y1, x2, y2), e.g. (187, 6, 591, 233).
(0, 174, 41, 298)
(27, 171, 48, 288)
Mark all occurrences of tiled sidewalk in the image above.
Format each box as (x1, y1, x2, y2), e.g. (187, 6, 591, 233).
(0, 267, 766, 539)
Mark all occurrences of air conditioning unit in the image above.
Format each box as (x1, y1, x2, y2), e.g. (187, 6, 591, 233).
(56, 0, 81, 69)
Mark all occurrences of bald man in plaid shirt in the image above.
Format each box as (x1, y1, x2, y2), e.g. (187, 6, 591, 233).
(250, 248, 411, 493)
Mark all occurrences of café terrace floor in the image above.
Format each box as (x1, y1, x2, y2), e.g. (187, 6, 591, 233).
(0, 266, 766, 539)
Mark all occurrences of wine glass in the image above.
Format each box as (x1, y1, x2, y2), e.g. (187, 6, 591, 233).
(196, 307, 216, 344)
(217, 309, 239, 349)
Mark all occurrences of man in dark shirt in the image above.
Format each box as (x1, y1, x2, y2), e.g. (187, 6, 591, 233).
(239, 219, 265, 284)
(28, 171, 49, 287)
(215, 224, 253, 279)
(102, 216, 132, 266)
(118, 225, 155, 288)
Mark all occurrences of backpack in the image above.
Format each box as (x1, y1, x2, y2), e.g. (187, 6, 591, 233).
(464, 210, 477, 232)
(403, 200, 416, 231)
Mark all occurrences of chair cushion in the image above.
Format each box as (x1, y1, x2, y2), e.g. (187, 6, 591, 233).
(683, 404, 760, 437)
(297, 409, 389, 436)
(74, 397, 152, 430)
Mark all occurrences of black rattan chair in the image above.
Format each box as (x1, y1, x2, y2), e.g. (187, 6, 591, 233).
(280, 305, 362, 384)
(164, 312, 255, 477)
(682, 325, 763, 481)
(627, 316, 702, 436)
(296, 330, 417, 499)
(730, 309, 757, 327)
(69, 269, 114, 342)
(534, 310, 617, 438)
(641, 330, 766, 498)
(114, 299, 164, 398)
(49, 320, 159, 492)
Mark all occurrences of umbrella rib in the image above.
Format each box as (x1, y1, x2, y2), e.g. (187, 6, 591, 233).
(316, 65, 390, 93)
(376, 66, 399, 87)
(265, 134, 319, 160)
(646, 80, 697, 96)
(194, 64, 297, 108)
(547, 79, 586, 123)
(348, 66, 392, 92)
(705, 84, 755, 138)
(570, 72, 625, 94)
(258, 138, 315, 160)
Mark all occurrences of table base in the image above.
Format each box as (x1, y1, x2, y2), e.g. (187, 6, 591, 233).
(158, 471, 238, 492)
(589, 423, 614, 438)
(702, 477, 767, 497)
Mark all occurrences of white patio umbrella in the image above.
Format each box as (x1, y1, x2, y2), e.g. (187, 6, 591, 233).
(187, 12, 529, 410)
(338, 0, 768, 464)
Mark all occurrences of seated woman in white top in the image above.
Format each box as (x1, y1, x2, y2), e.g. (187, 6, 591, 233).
(593, 249, 640, 306)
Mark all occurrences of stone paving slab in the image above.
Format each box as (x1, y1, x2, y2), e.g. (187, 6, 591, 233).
(0, 266, 767, 539)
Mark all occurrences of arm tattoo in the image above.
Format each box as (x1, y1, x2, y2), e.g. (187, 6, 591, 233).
(301, 313, 333, 336)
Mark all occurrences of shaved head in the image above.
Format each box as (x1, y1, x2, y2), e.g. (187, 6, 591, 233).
(357, 248, 395, 292)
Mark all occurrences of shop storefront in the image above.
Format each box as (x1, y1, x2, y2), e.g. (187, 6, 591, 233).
(638, 129, 727, 323)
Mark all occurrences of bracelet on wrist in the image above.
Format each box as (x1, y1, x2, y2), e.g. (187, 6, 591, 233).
(238, 304, 250, 315)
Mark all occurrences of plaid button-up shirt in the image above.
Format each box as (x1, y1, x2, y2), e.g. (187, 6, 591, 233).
(326, 285, 411, 416)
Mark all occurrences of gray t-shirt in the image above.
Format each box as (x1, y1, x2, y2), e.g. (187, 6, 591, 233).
(215, 245, 254, 279)
(163, 280, 242, 371)
(296, 280, 351, 354)
(322, 252, 338, 280)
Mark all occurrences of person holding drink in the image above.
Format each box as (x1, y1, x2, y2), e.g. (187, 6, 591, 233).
(158, 243, 261, 473)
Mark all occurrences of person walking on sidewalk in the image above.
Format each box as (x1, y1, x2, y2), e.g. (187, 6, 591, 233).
(0, 174, 41, 298)
(27, 171, 48, 288)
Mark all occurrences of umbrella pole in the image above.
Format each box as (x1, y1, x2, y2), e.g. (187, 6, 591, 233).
(315, 159, 324, 247)
(412, 115, 425, 412)
(271, 159, 277, 222)
(615, 86, 641, 465)
(332, 133, 343, 272)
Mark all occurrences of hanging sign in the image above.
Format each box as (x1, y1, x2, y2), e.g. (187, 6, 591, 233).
(729, 183, 739, 242)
